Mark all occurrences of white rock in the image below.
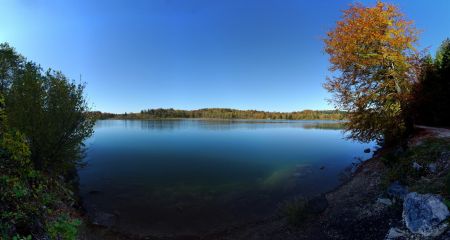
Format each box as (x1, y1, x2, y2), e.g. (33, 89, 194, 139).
(403, 192, 450, 237)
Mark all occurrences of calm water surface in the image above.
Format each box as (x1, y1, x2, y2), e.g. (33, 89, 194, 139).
(79, 119, 375, 236)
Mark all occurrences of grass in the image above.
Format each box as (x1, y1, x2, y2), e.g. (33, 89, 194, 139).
(382, 138, 450, 196)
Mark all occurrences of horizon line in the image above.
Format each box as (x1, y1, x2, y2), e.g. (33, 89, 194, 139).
(92, 107, 342, 115)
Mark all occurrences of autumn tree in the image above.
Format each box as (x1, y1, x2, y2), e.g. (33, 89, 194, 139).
(324, 1, 419, 145)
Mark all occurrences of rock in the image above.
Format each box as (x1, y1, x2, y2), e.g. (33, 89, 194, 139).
(364, 148, 371, 153)
(292, 172, 304, 177)
(306, 194, 328, 214)
(293, 165, 312, 178)
(385, 227, 406, 239)
(387, 181, 409, 200)
(403, 192, 450, 237)
(428, 163, 437, 173)
(377, 198, 393, 206)
(412, 162, 423, 171)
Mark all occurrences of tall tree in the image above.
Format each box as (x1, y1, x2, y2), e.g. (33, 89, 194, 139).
(0, 43, 94, 173)
(324, 1, 419, 145)
(413, 39, 450, 126)
(0, 43, 25, 93)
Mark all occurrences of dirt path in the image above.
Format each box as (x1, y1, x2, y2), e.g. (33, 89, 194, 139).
(416, 125, 450, 137)
(410, 125, 450, 146)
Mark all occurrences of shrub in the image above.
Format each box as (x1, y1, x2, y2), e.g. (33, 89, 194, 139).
(0, 96, 81, 239)
(47, 214, 81, 240)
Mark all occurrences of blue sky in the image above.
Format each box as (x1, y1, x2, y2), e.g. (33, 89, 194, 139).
(1, 0, 449, 113)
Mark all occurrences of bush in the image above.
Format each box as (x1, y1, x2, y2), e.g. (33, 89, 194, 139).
(0, 43, 94, 175)
(47, 214, 81, 240)
(0, 96, 81, 239)
(385, 139, 450, 183)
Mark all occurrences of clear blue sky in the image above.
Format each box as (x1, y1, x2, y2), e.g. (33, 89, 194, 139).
(1, 0, 449, 113)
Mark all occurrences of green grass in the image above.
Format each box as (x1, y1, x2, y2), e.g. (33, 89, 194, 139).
(383, 138, 450, 196)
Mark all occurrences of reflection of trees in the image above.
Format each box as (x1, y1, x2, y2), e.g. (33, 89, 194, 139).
(139, 119, 183, 130)
(302, 122, 346, 130)
(96, 119, 346, 131)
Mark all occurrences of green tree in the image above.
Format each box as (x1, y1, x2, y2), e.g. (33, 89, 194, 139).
(0, 43, 94, 174)
(0, 94, 81, 239)
(413, 39, 450, 126)
(0, 43, 25, 93)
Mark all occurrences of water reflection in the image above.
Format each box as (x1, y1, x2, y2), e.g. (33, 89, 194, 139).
(80, 119, 373, 237)
(96, 119, 347, 131)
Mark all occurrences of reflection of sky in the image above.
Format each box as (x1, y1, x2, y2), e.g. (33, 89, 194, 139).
(82, 120, 374, 189)
(79, 119, 375, 234)
(93, 119, 346, 132)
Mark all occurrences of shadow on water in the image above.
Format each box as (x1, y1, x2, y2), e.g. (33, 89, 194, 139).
(79, 119, 372, 237)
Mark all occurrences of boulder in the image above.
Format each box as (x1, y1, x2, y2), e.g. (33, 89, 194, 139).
(387, 181, 408, 200)
(403, 192, 450, 237)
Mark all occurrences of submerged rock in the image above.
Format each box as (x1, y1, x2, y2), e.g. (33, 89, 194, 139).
(91, 212, 117, 228)
(387, 181, 408, 200)
(403, 192, 450, 237)
(292, 165, 313, 178)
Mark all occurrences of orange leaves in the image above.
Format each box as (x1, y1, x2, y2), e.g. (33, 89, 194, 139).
(325, 1, 417, 73)
(323, 1, 420, 143)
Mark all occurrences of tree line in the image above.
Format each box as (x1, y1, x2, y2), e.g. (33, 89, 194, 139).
(95, 108, 346, 120)
(412, 39, 450, 127)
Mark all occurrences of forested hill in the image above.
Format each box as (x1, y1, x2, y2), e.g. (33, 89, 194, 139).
(90, 108, 346, 120)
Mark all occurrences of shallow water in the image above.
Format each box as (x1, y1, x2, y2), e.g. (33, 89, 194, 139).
(79, 119, 374, 236)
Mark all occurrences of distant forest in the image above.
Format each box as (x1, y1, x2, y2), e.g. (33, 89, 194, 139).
(90, 108, 346, 120)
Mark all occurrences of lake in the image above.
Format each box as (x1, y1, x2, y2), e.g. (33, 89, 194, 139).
(78, 119, 375, 237)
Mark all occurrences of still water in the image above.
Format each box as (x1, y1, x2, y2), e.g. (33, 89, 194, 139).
(79, 119, 374, 236)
